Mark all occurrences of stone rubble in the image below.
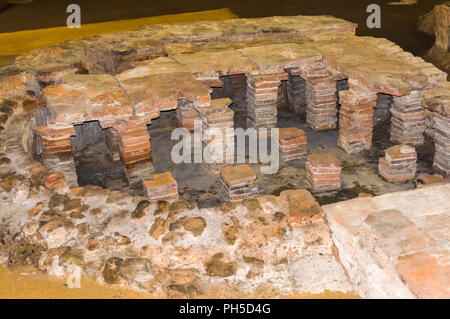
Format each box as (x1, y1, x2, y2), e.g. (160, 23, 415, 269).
(378, 145, 417, 183)
(279, 189, 323, 226)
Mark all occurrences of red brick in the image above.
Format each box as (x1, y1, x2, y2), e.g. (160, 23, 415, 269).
(397, 251, 450, 299)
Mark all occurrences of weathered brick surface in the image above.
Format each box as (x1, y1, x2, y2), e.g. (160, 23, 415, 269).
(397, 250, 450, 299)
(279, 189, 323, 226)
(117, 71, 211, 118)
(42, 74, 134, 126)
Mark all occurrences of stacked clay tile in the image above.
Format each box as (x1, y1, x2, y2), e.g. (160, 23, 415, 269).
(390, 90, 425, 146)
(338, 85, 377, 154)
(304, 68, 338, 131)
(378, 144, 417, 182)
(433, 112, 450, 175)
(220, 164, 257, 201)
(143, 171, 179, 202)
(198, 98, 234, 173)
(117, 115, 154, 183)
(277, 127, 307, 161)
(247, 74, 286, 128)
(176, 99, 200, 131)
(421, 84, 450, 176)
(373, 93, 392, 126)
(306, 154, 341, 192)
(33, 125, 78, 187)
(119, 124, 151, 168)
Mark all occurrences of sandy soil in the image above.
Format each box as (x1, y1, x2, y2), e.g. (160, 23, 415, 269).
(0, 266, 359, 299)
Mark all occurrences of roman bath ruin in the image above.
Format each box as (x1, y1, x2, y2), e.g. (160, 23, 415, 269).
(0, 13, 449, 298)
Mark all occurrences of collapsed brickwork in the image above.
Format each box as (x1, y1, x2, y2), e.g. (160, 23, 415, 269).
(0, 15, 449, 298)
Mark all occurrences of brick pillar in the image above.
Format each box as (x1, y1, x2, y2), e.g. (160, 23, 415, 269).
(338, 85, 377, 154)
(390, 90, 425, 146)
(33, 125, 78, 187)
(198, 98, 235, 174)
(143, 171, 179, 202)
(302, 68, 337, 131)
(176, 99, 200, 131)
(220, 164, 257, 201)
(378, 145, 417, 182)
(432, 112, 450, 175)
(114, 115, 154, 184)
(286, 70, 306, 116)
(306, 154, 341, 192)
(246, 73, 287, 128)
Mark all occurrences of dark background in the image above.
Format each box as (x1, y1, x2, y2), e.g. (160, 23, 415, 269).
(0, 0, 441, 55)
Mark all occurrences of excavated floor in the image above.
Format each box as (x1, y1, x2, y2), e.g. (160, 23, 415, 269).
(147, 108, 435, 208)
